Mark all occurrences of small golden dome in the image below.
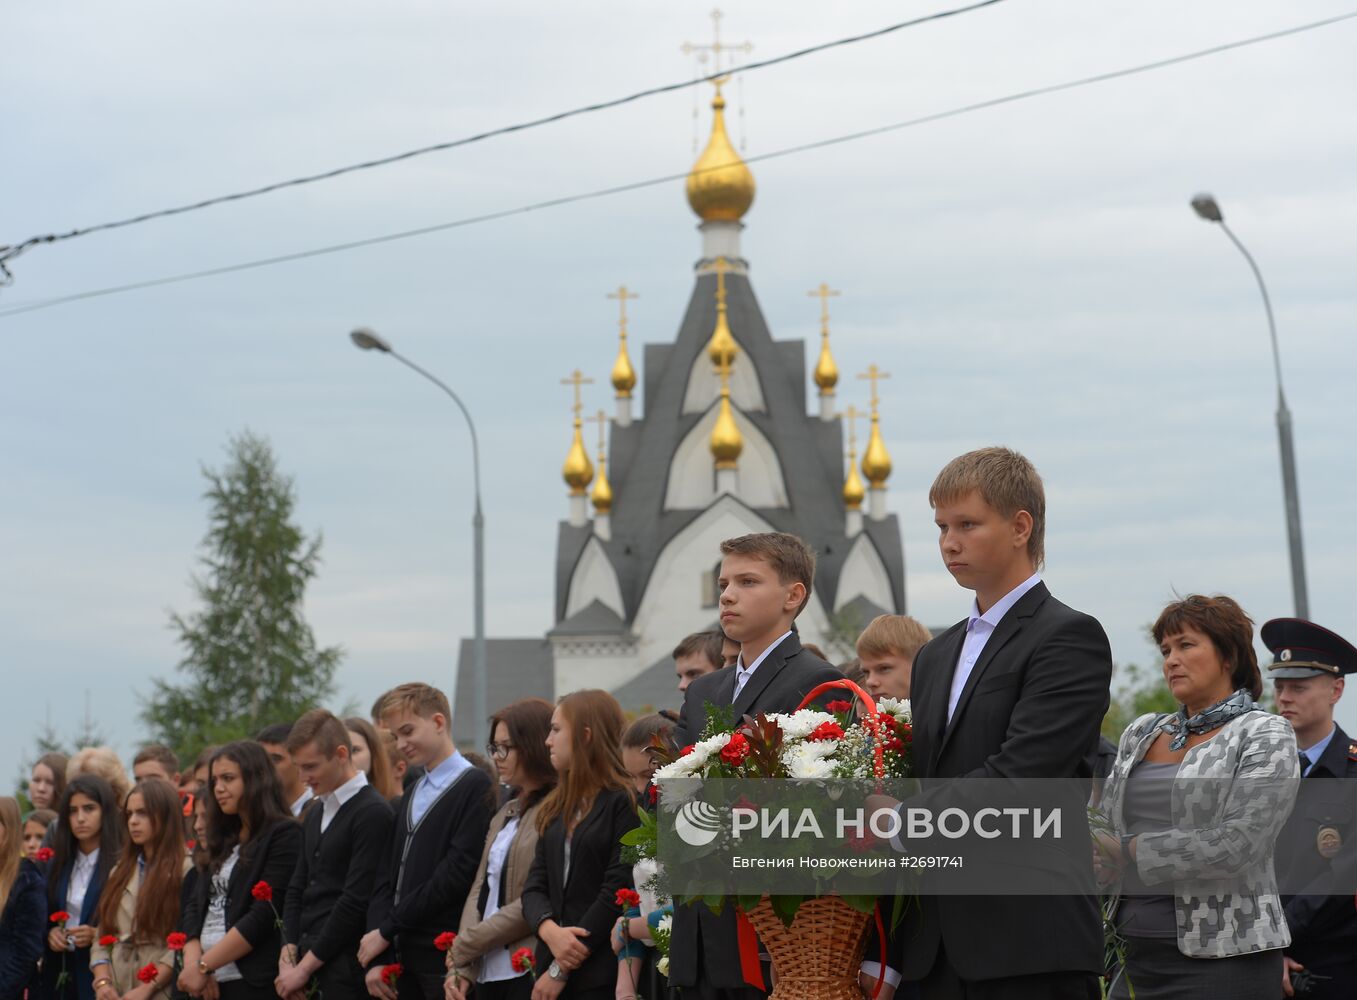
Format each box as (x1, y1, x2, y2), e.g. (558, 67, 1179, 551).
(710, 388, 743, 469)
(562, 420, 594, 495)
(591, 456, 613, 513)
(814, 332, 838, 391)
(861, 414, 893, 487)
(611, 335, 636, 397)
(707, 305, 738, 370)
(843, 453, 865, 510)
(686, 87, 755, 223)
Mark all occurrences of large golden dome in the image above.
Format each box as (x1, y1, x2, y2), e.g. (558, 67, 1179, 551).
(710, 388, 743, 469)
(686, 86, 755, 223)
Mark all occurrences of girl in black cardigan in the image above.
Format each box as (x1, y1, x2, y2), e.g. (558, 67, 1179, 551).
(521, 690, 639, 1000)
(178, 742, 301, 1000)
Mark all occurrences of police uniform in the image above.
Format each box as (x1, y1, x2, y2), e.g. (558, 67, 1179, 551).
(1266, 618, 1357, 999)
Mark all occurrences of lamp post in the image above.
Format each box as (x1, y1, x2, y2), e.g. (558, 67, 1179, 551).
(350, 328, 488, 749)
(1190, 194, 1309, 618)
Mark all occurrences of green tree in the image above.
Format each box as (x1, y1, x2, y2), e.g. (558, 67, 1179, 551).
(1101, 661, 1178, 742)
(143, 431, 341, 764)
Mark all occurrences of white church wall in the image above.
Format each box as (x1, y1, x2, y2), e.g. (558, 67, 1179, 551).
(834, 534, 895, 613)
(681, 349, 766, 414)
(552, 638, 640, 696)
(663, 406, 789, 510)
(564, 536, 626, 620)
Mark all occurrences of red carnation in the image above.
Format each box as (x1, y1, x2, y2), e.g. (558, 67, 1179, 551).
(186, 839, 197, 851)
(807, 721, 845, 743)
(99, 934, 118, 947)
(679, 744, 696, 757)
(434, 931, 457, 952)
(647, 784, 658, 805)
(381, 964, 403, 986)
(511, 947, 536, 974)
(35, 847, 54, 863)
(884, 737, 905, 753)
(846, 831, 878, 854)
(137, 964, 158, 985)
(720, 733, 751, 766)
(166, 932, 187, 951)
(825, 699, 853, 714)
(614, 888, 641, 909)
(250, 881, 273, 902)
(50, 910, 71, 924)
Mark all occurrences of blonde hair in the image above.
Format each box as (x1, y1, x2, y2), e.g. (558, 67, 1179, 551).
(0, 797, 22, 913)
(68, 747, 131, 805)
(374, 683, 452, 727)
(856, 615, 932, 661)
(929, 447, 1046, 568)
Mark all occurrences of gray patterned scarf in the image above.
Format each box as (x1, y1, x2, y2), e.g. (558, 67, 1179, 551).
(1162, 688, 1259, 751)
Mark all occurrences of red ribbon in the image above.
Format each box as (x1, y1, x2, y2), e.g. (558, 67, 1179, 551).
(871, 903, 888, 999)
(736, 909, 765, 990)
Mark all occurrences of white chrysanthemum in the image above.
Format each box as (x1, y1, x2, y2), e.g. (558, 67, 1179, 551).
(876, 697, 911, 720)
(656, 957, 669, 977)
(766, 709, 836, 742)
(652, 731, 730, 782)
(785, 751, 835, 781)
(656, 913, 672, 935)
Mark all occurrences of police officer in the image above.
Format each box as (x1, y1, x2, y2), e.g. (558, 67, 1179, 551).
(1267, 618, 1357, 998)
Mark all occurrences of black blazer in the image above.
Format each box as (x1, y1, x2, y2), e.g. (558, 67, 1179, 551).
(0, 859, 45, 1000)
(894, 581, 1111, 982)
(669, 633, 842, 989)
(519, 787, 639, 993)
(183, 819, 303, 990)
(367, 762, 492, 962)
(32, 855, 108, 1000)
(284, 783, 393, 965)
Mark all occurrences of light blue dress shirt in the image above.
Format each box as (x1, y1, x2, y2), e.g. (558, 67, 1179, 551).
(946, 573, 1043, 723)
(411, 750, 472, 826)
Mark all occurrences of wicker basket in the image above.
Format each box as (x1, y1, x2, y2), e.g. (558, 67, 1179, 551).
(744, 896, 873, 1000)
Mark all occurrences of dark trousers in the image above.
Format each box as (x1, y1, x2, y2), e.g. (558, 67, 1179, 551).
(217, 981, 279, 1000)
(470, 976, 532, 1000)
(397, 948, 448, 1000)
(310, 949, 367, 1000)
(919, 940, 1100, 1000)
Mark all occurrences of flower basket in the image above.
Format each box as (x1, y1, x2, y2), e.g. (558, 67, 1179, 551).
(746, 895, 873, 1000)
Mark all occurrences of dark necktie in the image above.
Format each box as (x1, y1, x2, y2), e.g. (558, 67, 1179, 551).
(1299, 750, 1311, 775)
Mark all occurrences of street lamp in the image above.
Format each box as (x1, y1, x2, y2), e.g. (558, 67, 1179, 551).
(350, 328, 488, 749)
(1190, 194, 1309, 618)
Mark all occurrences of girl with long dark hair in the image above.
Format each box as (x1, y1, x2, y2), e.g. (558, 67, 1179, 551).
(89, 781, 189, 1000)
(520, 690, 638, 1000)
(448, 699, 558, 1000)
(1, 796, 46, 1000)
(33, 775, 125, 1000)
(178, 742, 300, 1000)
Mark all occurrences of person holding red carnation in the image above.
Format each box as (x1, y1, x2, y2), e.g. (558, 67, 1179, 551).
(89, 781, 190, 1000)
(520, 690, 640, 1000)
(178, 741, 301, 1000)
(1, 796, 47, 1000)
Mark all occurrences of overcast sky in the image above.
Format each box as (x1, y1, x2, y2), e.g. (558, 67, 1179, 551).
(4, 0, 1355, 780)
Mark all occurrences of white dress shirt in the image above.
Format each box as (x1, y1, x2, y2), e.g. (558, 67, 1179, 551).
(946, 573, 1043, 724)
(478, 816, 522, 982)
(66, 847, 100, 921)
(291, 786, 315, 817)
(731, 631, 793, 702)
(319, 771, 368, 833)
(411, 751, 472, 827)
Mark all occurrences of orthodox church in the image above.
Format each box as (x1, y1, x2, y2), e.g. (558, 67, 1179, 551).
(455, 80, 907, 722)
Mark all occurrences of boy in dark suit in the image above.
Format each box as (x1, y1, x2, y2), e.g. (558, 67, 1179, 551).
(276, 709, 393, 1000)
(871, 447, 1112, 1000)
(359, 684, 491, 1000)
(671, 532, 843, 1000)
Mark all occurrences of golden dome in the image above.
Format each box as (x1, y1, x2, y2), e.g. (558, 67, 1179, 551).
(861, 414, 893, 487)
(562, 419, 594, 495)
(814, 332, 838, 391)
(611, 334, 636, 397)
(843, 452, 865, 510)
(686, 86, 755, 223)
(710, 387, 743, 469)
(591, 455, 613, 513)
(706, 260, 739, 369)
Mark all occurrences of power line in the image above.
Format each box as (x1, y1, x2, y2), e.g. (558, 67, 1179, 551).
(3, 8, 1353, 322)
(0, 0, 1007, 281)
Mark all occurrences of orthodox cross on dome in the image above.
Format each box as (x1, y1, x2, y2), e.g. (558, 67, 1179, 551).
(809, 282, 841, 415)
(607, 285, 638, 401)
(856, 363, 890, 414)
(560, 369, 595, 420)
(842, 403, 862, 453)
(681, 8, 753, 85)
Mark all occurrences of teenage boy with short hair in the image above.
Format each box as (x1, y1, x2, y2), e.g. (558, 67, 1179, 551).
(673, 630, 725, 694)
(257, 722, 315, 817)
(132, 744, 181, 786)
(881, 447, 1113, 999)
(671, 532, 842, 1000)
(359, 684, 491, 1000)
(276, 709, 393, 1000)
(856, 615, 932, 701)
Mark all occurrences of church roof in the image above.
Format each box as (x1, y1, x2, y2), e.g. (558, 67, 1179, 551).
(452, 637, 553, 736)
(547, 598, 631, 637)
(555, 271, 906, 625)
(610, 652, 689, 716)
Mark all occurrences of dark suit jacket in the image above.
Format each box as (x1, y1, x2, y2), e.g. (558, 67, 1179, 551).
(33, 855, 108, 1000)
(0, 859, 46, 1000)
(1277, 722, 1357, 965)
(519, 787, 639, 993)
(669, 632, 843, 989)
(895, 581, 1111, 982)
(183, 819, 303, 990)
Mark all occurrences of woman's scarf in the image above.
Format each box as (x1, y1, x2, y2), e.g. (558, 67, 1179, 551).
(1161, 688, 1259, 751)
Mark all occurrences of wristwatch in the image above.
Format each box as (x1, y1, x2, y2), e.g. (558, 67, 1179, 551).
(198, 958, 212, 976)
(547, 960, 567, 982)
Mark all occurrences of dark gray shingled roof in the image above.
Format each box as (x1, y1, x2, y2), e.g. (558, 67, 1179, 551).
(554, 271, 906, 625)
(609, 652, 689, 716)
(546, 598, 631, 637)
(453, 637, 554, 735)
